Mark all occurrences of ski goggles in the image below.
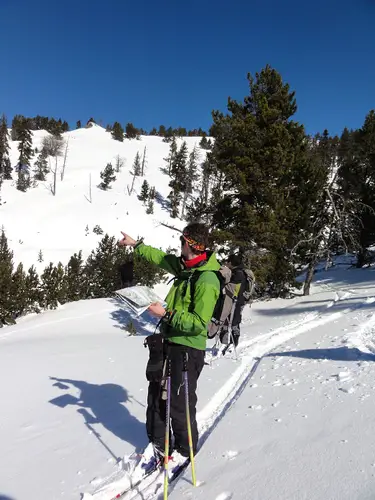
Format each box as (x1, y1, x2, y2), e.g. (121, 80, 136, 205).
(180, 233, 206, 252)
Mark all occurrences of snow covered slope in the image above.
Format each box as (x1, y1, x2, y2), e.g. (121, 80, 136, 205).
(2, 266, 375, 500)
(1, 125, 205, 271)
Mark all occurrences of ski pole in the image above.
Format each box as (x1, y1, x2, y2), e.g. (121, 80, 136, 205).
(163, 357, 172, 500)
(182, 352, 197, 486)
(227, 296, 239, 360)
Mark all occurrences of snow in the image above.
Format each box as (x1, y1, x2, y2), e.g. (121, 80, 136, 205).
(3, 126, 375, 499)
(2, 125, 204, 271)
(1, 265, 375, 499)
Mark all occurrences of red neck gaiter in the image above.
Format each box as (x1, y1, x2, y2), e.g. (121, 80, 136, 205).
(183, 252, 207, 269)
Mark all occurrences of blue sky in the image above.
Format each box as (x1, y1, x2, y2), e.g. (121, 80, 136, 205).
(0, 0, 374, 136)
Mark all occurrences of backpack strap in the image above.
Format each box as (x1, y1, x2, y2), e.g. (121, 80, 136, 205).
(242, 268, 255, 302)
(188, 269, 226, 312)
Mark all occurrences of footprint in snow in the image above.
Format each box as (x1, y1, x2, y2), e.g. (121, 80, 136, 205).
(339, 387, 356, 394)
(215, 493, 233, 500)
(223, 450, 239, 460)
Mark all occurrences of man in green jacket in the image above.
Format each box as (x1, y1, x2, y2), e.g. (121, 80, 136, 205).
(118, 222, 220, 466)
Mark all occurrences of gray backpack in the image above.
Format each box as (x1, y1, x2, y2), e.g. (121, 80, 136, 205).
(189, 265, 255, 339)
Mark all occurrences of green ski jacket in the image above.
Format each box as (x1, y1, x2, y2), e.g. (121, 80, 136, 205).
(134, 242, 221, 351)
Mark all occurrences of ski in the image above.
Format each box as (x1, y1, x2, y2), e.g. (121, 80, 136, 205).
(97, 452, 190, 500)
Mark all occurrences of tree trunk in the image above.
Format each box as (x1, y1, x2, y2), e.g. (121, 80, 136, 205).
(141, 146, 146, 176)
(357, 247, 367, 268)
(53, 157, 57, 195)
(61, 139, 69, 181)
(303, 259, 316, 296)
(127, 172, 136, 195)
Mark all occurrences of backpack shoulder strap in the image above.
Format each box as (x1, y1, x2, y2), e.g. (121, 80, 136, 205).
(188, 268, 224, 311)
(243, 268, 256, 301)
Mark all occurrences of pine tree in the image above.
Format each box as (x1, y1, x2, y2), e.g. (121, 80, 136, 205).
(33, 148, 49, 181)
(209, 65, 315, 295)
(0, 114, 11, 201)
(337, 114, 375, 267)
(133, 249, 166, 286)
(164, 136, 178, 175)
(16, 118, 33, 192)
(111, 122, 124, 142)
(11, 114, 26, 141)
(0, 230, 14, 324)
(167, 190, 181, 218)
(125, 122, 139, 140)
(199, 136, 210, 150)
(84, 234, 130, 297)
(63, 251, 87, 302)
(3, 156, 12, 180)
(9, 263, 28, 318)
(99, 163, 116, 190)
(127, 152, 142, 195)
(163, 127, 174, 143)
(16, 164, 31, 192)
(182, 145, 199, 218)
(25, 266, 41, 313)
(168, 141, 188, 218)
(139, 179, 150, 203)
(149, 186, 156, 199)
(133, 152, 142, 176)
(176, 127, 187, 137)
(76, 120, 81, 129)
(17, 120, 33, 162)
(293, 131, 341, 294)
(93, 224, 104, 235)
(146, 198, 154, 214)
(40, 262, 66, 309)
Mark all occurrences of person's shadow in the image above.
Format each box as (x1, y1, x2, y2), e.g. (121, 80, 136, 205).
(0, 496, 15, 500)
(49, 377, 146, 461)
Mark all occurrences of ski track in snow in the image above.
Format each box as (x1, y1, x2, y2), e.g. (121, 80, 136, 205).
(343, 297, 375, 355)
(83, 287, 375, 500)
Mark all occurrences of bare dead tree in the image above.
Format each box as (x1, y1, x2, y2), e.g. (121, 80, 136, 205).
(43, 135, 64, 196)
(141, 146, 147, 176)
(84, 173, 92, 203)
(114, 154, 125, 173)
(60, 138, 69, 181)
(292, 183, 368, 295)
(127, 170, 137, 195)
(42, 135, 64, 157)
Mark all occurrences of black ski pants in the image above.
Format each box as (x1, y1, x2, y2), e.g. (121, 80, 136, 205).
(146, 342, 205, 457)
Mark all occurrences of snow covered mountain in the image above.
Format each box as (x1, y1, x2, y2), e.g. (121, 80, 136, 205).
(1, 124, 207, 271)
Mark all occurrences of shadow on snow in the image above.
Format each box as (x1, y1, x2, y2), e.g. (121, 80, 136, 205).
(109, 297, 157, 336)
(267, 346, 375, 362)
(49, 376, 147, 460)
(255, 295, 375, 318)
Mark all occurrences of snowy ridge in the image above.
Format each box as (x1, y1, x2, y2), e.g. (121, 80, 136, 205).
(2, 125, 207, 271)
